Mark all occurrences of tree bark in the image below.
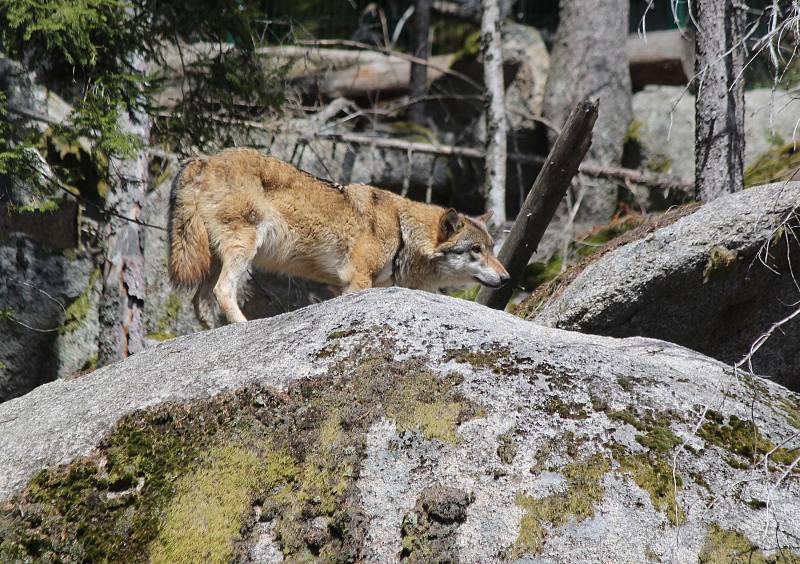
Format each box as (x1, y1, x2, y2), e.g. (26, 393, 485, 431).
(98, 55, 150, 366)
(476, 100, 598, 310)
(480, 0, 507, 224)
(542, 0, 632, 224)
(408, 0, 432, 123)
(694, 0, 745, 201)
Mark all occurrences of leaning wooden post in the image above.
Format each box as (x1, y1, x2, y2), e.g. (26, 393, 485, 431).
(476, 99, 598, 310)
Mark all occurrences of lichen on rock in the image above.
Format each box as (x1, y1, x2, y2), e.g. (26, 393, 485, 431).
(1, 289, 799, 561)
(0, 330, 483, 562)
(513, 454, 610, 557)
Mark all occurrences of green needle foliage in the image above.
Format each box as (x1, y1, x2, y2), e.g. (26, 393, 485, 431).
(0, 0, 287, 198)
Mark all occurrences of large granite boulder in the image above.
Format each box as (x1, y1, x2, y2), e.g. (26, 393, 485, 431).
(630, 86, 800, 186)
(519, 182, 800, 391)
(0, 289, 798, 562)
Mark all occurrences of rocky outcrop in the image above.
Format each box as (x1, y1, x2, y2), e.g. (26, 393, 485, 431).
(1, 289, 798, 562)
(0, 233, 100, 401)
(519, 182, 800, 391)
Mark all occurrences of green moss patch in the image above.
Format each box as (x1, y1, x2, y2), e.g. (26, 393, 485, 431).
(744, 142, 800, 187)
(616, 375, 635, 392)
(154, 293, 182, 335)
(698, 523, 798, 563)
(702, 246, 738, 284)
(600, 405, 686, 524)
(616, 450, 684, 525)
(606, 405, 682, 435)
(698, 412, 800, 470)
(146, 331, 177, 342)
(497, 430, 518, 465)
(544, 396, 588, 420)
(149, 445, 262, 563)
(779, 398, 800, 430)
(59, 268, 100, 335)
(386, 369, 481, 444)
(449, 285, 480, 302)
(0, 337, 484, 562)
(444, 344, 521, 376)
(513, 454, 610, 557)
(636, 427, 682, 453)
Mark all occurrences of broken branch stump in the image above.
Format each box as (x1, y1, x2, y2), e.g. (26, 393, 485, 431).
(476, 99, 599, 310)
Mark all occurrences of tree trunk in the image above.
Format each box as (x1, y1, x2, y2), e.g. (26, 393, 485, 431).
(98, 57, 151, 366)
(480, 0, 507, 224)
(408, 0, 432, 124)
(542, 0, 632, 224)
(694, 0, 745, 201)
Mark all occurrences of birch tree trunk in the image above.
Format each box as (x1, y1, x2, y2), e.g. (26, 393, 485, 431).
(481, 0, 507, 224)
(694, 0, 745, 201)
(542, 0, 631, 224)
(98, 54, 151, 366)
(408, 0, 432, 124)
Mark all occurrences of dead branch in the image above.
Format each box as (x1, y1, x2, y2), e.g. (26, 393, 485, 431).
(476, 99, 599, 310)
(579, 163, 694, 192)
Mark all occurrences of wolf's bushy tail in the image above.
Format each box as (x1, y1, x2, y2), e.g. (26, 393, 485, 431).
(168, 157, 211, 288)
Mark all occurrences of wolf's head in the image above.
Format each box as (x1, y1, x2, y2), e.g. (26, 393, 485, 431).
(434, 209, 510, 289)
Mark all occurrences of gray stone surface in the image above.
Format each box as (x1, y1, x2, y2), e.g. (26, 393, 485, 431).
(1, 288, 799, 561)
(630, 86, 800, 186)
(0, 235, 99, 401)
(529, 182, 800, 390)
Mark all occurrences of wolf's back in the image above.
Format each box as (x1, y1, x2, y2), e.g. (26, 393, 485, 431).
(168, 157, 212, 287)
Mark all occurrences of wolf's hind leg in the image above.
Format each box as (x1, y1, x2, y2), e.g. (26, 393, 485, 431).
(214, 256, 251, 324)
(212, 231, 259, 324)
(193, 262, 220, 329)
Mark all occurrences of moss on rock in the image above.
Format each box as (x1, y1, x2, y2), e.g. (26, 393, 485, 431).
(0, 335, 484, 562)
(543, 396, 589, 420)
(513, 454, 609, 557)
(698, 412, 800, 470)
(444, 344, 521, 376)
(149, 445, 263, 563)
(779, 398, 800, 430)
(698, 523, 798, 563)
(497, 430, 518, 465)
(616, 451, 684, 526)
(59, 268, 100, 335)
(744, 142, 800, 187)
(702, 246, 738, 284)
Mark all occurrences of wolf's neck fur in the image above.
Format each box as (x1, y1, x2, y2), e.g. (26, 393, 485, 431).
(392, 207, 443, 290)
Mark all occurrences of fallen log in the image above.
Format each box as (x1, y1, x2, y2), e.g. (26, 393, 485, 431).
(476, 99, 598, 310)
(293, 54, 454, 99)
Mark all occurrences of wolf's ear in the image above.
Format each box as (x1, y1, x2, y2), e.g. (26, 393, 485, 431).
(476, 210, 494, 226)
(438, 208, 462, 242)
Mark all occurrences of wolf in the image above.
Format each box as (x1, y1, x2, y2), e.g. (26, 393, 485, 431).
(168, 147, 510, 326)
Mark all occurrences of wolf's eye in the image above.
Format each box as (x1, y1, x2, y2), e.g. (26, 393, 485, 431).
(471, 244, 482, 254)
